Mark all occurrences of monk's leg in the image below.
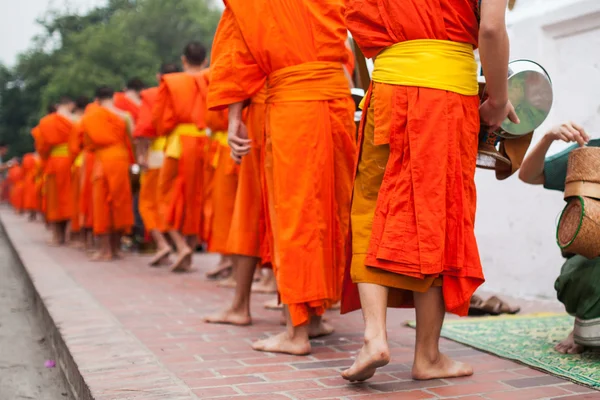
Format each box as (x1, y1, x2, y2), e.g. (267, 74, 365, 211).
(110, 233, 123, 259)
(47, 223, 63, 246)
(91, 234, 112, 261)
(204, 255, 258, 326)
(167, 230, 192, 272)
(149, 230, 172, 266)
(411, 287, 473, 380)
(342, 283, 391, 382)
(252, 267, 277, 293)
(252, 306, 311, 355)
(28, 211, 36, 222)
(84, 229, 95, 252)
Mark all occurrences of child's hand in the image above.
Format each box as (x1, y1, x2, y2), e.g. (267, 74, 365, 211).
(545, 122, 589, 146)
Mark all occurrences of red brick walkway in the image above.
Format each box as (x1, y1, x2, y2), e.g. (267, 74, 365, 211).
(1, 209, 598, 400)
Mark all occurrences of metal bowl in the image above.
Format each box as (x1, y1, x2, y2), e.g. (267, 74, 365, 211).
(495, 59, 553, 138)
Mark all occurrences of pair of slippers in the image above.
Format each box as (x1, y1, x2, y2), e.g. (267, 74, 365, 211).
(468, 295, 521, 316)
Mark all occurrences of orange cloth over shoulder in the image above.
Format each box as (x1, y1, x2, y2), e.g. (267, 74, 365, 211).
(82, 106, 134, 235)
(114, 92, 141, 123)
(37, 113, 73, 222)
(208, 0, 355, 326)
(134, 88, 159, 139)
(341, 0, 483, 317)
(154, 72, 208, 236)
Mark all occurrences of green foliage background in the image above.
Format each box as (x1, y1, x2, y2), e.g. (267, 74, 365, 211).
(0, 0, 221, 158)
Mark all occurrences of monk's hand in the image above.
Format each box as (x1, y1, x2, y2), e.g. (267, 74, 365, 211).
(545, 122, 589, 147)
(228, 120, 252, 163)
(479, 99, 520, 132)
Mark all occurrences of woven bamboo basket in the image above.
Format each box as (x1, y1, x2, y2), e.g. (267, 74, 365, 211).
(557, 196, 600, 259)
(564, 147, 600, 199)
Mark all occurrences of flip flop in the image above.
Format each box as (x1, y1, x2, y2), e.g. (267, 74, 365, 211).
(481, 295, 521, 316)
(468, 294, 488, 316)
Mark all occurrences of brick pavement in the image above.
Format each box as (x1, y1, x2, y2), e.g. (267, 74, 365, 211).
(1, 208, 598, 400)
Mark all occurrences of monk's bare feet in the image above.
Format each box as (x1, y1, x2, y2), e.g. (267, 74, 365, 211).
(412, 353, 473, 380)
(264, 298, 283, 310)
(555, 331, 584, 354)
(90, 251, 113, 262)
(205, 261, 233, 280)
(330, 302, 341, 310)
(252, 331, 311, 355)
(204, 308, 252, 326)
(252, 278, 277, 293)
(69, 241, 84, 249)
(342, 338, 390, 382)
(308, 318, 334, 339)
(170, 250, 192, 272)
(149, 246, 172, 267)
(217, 275, 237, 288)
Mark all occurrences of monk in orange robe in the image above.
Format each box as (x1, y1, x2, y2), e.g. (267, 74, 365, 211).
(37, 97, 75, 245)
(79, 101, 100, 249)
(81, 87, 134, 260)
(22, 153, 41, 220)
(134, 63, 180, 266)
(114, 78, 144, 122)
(68, 96, 90, 248)
(340, 0, 519, 382)
(153, 42, 209, 272)
(8, 163, 25, 213)
(207, 1, 355, 354)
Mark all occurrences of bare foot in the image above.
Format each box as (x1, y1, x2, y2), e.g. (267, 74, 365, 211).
(90, 251, 113, 262)
(252, 331, 311, 355)
(170, 250, 192, 272)
(69, 241, 85, 250)
(149, 246, 172, 267)
(412, 353, 473, 380)
(205, 261, 233, 280)
(342, 339, 390, 382)
(252, 278, 277, 294)
(217, 275, 237, 288)
(329, 302, 341, 310)
(264, 298, 283, 310)
(555, 331, 584, 354)
(309, 319, 334, 339)
(204, 309, 252, 326)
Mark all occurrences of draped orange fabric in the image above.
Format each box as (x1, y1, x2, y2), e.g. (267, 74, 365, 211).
(69, 122, 84, 232)
(202, 139, 219, 245)
(226, 86, 267, 260)
(135, 87, 165, 232)
(341, 0, 483, 317)
(38, 113, 73, 222)
(134, 87, 159, 139)
(8, 164, 24, 211)
(114, 92, 141, 122)
(82, 107, 134, 235)
(206, 108, 239, 254)
(22, 153, 39, 211)
(154, 72, 208, 236)
(80, 103, 99, 229)
(208, 1, 355, 326)
(343, 44, 355, 77)
(31, 126, 45, 212)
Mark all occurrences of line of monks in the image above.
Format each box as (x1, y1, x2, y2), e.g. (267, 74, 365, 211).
(4, 0, 517, 384)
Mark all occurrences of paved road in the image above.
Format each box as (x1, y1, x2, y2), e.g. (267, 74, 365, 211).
(0, 225, 71, 400)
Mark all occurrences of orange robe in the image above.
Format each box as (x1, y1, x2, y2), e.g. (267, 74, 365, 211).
(37, 113, 73, 222)
(81, 106, 134, 235)
(69, 122, 84, 233)
(208, 1, 356, 326)
(31, 126, 46, 216)
(153, 72, 209, 237)
(8, 164, 25, 211)
(225, 86, 268, 262)
(341, 0, 483, 317)
(114, 92, 141, 122)
(80, 103, 99, 230)
(134, 87, 165, 232)
(22, 153, 40, 212)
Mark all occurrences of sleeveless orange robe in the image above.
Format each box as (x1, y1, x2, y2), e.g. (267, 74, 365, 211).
(208, 1, 355, 326)
(68, 122, 84, 232)
(37, 113, 73, 222)
(341, 0, 483, 317)
(22, 153, 39, 212)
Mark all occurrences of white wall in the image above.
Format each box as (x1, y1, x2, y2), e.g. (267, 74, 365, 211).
(475, 0, 600, 299)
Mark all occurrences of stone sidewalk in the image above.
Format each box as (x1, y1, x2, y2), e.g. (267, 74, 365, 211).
(1, 209, 598, 400)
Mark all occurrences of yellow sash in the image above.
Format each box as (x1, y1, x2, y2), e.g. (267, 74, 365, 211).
(371, 39, 478, 96)
(50, 143, 69, 157)
(165, 124, 207, 159)
(150, 136, 167, 151)
(211, 131, 229, 168)
(74, 153, 83, 167)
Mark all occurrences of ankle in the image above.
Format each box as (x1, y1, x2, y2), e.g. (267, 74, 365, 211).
(415, 347, 441, 365)
(363, 331, 387, 347)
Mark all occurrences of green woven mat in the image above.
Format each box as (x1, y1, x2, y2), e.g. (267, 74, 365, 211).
(408, 314, 600, 388)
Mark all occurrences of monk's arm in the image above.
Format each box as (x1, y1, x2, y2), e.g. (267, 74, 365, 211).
(478, 0, 510, 106)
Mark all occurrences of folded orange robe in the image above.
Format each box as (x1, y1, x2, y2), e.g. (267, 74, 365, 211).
(114, 92, 141, 123)
(80, 103, 99, 230)
(8, 164, 24, 211)
(68, 122, 85, 233)
(82, 106, 134, 235)
(22, 153, 39, 212)
(208, 1, 356, 326)
(225, 86, 267, 261)
(153, 72, 209, 236)
(341, 0, 484, 317)
(134, 87, 165, 232)
(31, 126, 45, 215)
(38, 113, 73, 222)
(206, 108, 239, 254)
